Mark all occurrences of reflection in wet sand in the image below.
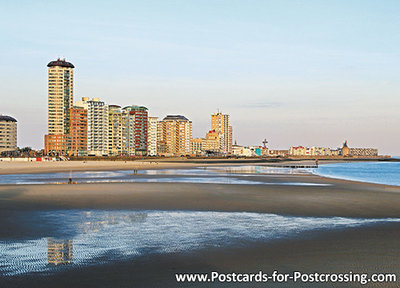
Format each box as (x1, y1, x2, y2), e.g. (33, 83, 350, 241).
(1, 210, 399, 276)
(47, 238, 73, 265)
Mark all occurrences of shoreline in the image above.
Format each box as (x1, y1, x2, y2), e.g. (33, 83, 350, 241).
(0, 158, 393, 175)
(0, 160, 399, 190)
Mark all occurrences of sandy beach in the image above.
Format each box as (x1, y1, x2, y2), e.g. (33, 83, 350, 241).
(0, 160, 202, 175)
(0, 163, 399, 287)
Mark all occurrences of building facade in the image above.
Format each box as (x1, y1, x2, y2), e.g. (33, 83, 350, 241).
(341, 141, 378, 156)
(122, 106, 148, 156)
(191, 138, 204, 155)
(211, 112, 232, 154)
(45, 59, 75, 155)
(0, 115, 17, 154)
(232, 145, 257, 157)
(47, 59, 74, 135)
(67, 107, 88, 156)
(349, 147, 378, 156)
(147, 117, 158, 156)
(75, 97, 109, 156)
(158, 115, 192, 156)
(108, 105, 125, 156)
(289, 146, 339, 156)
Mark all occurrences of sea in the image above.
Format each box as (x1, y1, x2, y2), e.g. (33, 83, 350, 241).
(314, 160, 400, 186)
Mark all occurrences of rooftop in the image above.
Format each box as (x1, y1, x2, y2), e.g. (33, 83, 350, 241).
(0, 115, 17, 122)
(47, 58, 75, 68)
(163, 115, 190, 121)
(123, 105, 148, 111)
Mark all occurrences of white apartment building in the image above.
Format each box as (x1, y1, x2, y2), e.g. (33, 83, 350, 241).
(147, 117, 158, 156)
(75, 97, 109, 156)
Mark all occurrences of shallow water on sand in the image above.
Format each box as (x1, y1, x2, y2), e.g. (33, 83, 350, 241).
(0, 166, 323, 186)
(1, 210, 399, 276)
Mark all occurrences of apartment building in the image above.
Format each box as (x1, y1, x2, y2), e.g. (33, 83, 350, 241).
(108, 105, 125, 156)
(75, 97, 109, 156)
(122, 106, 148, 156)
(211, 112, 232, 154)
(67, 107, 88, 156)
(158, 115, 192, 156)
(0, 115, 17, 154)
(147, 116, 158, 156)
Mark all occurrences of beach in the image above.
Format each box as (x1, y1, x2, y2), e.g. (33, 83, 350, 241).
(0, 160, 201, 175)
(0, 161, 399, 287)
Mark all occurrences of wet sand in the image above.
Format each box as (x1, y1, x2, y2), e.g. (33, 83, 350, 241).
(1, 223, 399, 288)
(0, 171, 399, 287)
(0, 159, 339, 175)
(0, 175, 399, 218)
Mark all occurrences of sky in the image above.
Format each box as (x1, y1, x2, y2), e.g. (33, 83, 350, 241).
(0, 0, 399, 155)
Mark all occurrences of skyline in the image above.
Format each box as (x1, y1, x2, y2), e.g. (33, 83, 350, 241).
(1, 1, 400, 154)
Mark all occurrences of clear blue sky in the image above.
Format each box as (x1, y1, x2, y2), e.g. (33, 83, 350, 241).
(1, 0, 399, 154)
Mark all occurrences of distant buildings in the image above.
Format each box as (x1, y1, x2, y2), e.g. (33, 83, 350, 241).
(289, 146, 339, 156)
(232, 145, 255, 157)
(341, 141, 378, 157)
(191, 112, 233, 156)
(38, 58, 383, 159)
(158, 115, 192, 156)
(0, 115, 17, 154)
(288, 141, 378, 157)
(267, 149, 289, 157)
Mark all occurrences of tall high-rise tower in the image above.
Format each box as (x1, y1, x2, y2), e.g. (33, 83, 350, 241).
(211, 112, 232, 154)
(47, 59, 74, 135)
(45, 58, 75, 156)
